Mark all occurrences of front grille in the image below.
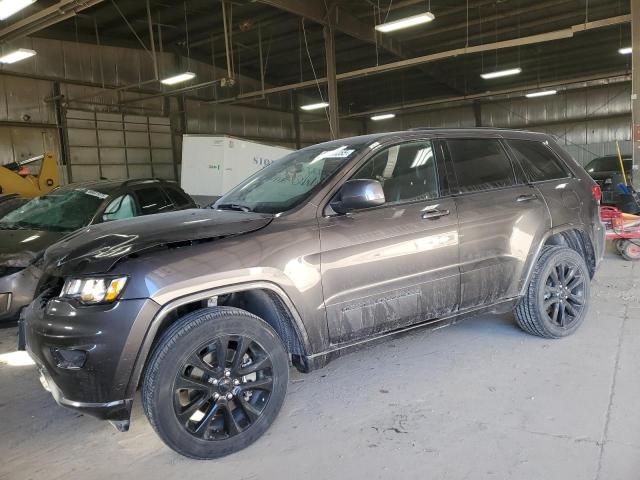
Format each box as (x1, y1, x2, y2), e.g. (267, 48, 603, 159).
(0, 293, 11, 314)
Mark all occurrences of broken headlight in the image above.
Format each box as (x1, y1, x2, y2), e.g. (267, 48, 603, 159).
(60, 276, 128, 305)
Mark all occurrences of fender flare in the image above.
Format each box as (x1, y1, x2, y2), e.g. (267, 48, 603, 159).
(125, 281, 311, 398)
(519, 223, 594, 297)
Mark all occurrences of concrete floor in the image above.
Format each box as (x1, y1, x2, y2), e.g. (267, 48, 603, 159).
(0, 250, 638, 480)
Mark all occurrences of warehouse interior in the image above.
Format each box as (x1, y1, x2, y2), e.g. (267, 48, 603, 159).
(0, 0, 639, 478)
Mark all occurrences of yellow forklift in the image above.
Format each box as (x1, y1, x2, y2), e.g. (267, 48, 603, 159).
(0, 152, 60, 198)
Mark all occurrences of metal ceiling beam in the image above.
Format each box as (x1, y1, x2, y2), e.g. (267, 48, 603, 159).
(257, 0, 462, 95)
(214, 15, 630, 103)
(256, 0, 403, 57)
(0, 0, 104, 43)
(339, 72, 632, 119)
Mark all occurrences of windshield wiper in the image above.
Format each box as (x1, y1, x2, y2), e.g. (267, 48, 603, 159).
(216, 203, 253, 212)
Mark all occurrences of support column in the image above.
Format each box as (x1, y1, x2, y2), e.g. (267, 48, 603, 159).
(473, 100, 482, 127)
(291, 92, 301, 149)
(632, 0, 640, 189)
(324, 25, 339, 139)
(52, 81, 72, 183)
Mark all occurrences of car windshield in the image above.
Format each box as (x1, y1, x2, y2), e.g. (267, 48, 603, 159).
(0, 188, 107, 232)
(216, 141, 369, 214)
(585, 156, 631, 173)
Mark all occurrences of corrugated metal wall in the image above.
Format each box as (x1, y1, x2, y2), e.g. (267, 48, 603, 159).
(366, 82, 632, 166)
(0, 35, 631, 182)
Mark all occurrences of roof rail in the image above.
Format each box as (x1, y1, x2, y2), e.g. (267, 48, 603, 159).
(407, 126, 523, 132)
(121, 178, 161, 187)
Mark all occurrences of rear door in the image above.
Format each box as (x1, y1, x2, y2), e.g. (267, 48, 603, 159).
(443, 137, 550, 309)
(319, 139, 461, 344)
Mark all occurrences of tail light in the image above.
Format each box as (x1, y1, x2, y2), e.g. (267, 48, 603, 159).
(591, 184, 602, 203)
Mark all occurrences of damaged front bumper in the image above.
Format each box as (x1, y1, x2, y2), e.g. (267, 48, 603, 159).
(24, 294, 160, 430)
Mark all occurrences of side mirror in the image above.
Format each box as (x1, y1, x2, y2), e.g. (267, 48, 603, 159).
(332, 179, 385, 214)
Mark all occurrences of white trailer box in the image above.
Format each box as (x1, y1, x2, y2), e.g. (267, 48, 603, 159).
(180, 135, 293, 197)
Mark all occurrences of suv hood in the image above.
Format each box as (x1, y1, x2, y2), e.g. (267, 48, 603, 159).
(43, 208, 273, 276)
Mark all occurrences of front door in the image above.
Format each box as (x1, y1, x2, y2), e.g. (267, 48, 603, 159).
(319, 140, 461, 345)
(443, 137, 551, 309)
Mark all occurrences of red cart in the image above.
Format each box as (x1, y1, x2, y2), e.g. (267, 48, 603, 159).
(600, 206, 640, 261)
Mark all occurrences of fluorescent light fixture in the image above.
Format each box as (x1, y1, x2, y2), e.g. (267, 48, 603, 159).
(618, 46, 632, 55)
(525, 89, 557, 98)
(0, 48, 36, 64)
(480, 67, 522, 79)
(371, 113, 396, 121)
(0, 0, 36, 20)
(300, 102, 329, 111)
(375, 12, 435, 33)
(160, 71, 195, 85)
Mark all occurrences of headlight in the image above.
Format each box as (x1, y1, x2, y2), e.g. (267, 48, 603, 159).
(60, 276, 128, 304)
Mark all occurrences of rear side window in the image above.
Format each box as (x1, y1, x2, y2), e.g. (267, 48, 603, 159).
(164, 186, 193, 208)
(508, 139, 568, 182)
(134, 187, 172, 215)
(446, 139, 515, 193)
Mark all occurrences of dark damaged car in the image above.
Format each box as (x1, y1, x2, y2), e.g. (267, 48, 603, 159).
(0, 179, 195, 323)
(23, 129, 605, 459)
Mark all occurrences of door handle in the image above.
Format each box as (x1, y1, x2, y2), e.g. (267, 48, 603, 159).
(422, 209, 450, 220)
(516, 193, 538, 202)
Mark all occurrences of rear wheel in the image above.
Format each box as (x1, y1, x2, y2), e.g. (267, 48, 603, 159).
(614, 239, 627, 253)
(621, 240, 640, 261)
(514, 246, 590, 338)
(142, 307, 289, 459)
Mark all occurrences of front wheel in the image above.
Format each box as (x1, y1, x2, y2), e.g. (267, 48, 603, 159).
(142, 307, 289, 459)
(514, 246, 591, 338)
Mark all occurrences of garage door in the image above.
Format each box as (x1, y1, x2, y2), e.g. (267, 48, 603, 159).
(65, 109, 175, 182)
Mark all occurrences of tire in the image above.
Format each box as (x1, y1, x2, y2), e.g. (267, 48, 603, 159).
(142, 307, 289, 459)
(514, 246, 591, 338)
(621, 240, 640, 261)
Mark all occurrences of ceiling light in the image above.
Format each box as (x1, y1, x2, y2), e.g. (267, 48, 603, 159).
(0, 48, 36, 64)
(300, 102, 329, 111)
(375, 12, 435, 33)
(0, 0, 36, 20)
(525, 89, 557, 98)
(371, 113, 396, 121)
(481, 68, 522, 79)
(618, 47, 632, 55)
(160, 72, 196, 85)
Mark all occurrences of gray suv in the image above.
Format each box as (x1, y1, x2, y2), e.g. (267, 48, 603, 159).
(23, 128, 605, 459)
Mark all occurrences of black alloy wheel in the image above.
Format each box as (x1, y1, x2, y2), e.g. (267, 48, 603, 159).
(174, 334, 274, 440)
(514, 245, 591, 338)
(542, 260, 586, 328)
(143, 307, 289, 459)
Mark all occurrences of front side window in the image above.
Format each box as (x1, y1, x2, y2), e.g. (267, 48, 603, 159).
(217, 141, 368, 214)
(353, 141, 439, 204)
(447, 138, 515, 193)
(103, 194, 137, 222)
(134, 187, 173, 215)
(0, 188, 106, 232)
(508, 139, 568, 182)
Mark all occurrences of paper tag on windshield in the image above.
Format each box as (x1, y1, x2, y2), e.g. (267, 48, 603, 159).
(80, 189, 109, 199)
(313, 146, 355, 162)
